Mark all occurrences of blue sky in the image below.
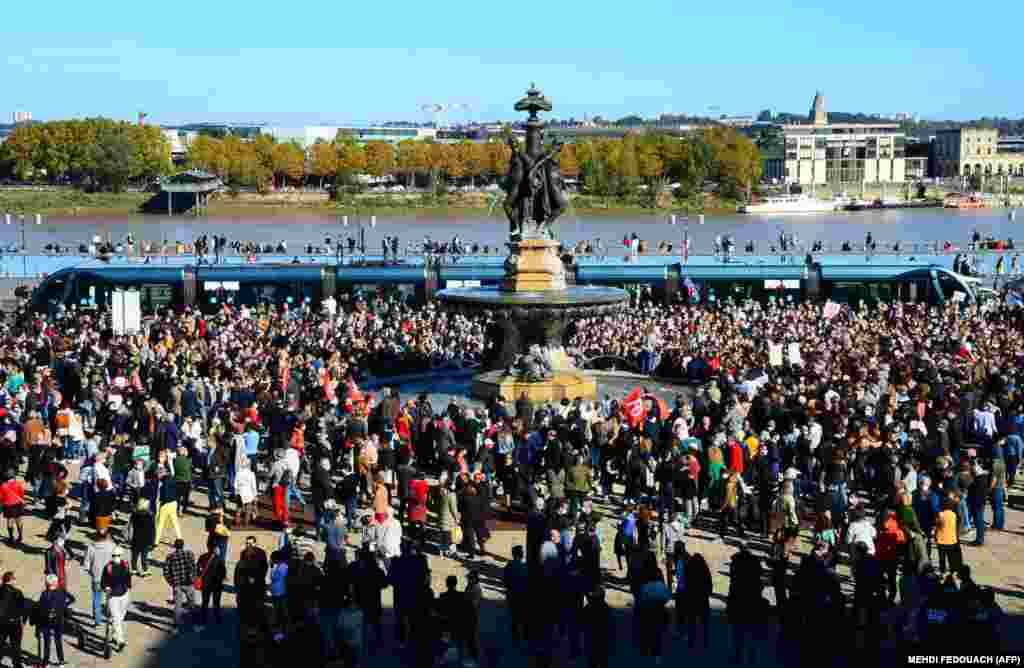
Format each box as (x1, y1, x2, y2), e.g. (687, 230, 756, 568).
(2, 0, 1021, 125)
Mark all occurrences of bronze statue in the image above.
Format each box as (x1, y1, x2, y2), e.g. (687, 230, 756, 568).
(501, 85, 569, 242)
(501, 134, 568, 241)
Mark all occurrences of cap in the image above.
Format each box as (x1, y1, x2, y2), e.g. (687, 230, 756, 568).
(45, 574, 59, 586)
(112, 545, 124, 557)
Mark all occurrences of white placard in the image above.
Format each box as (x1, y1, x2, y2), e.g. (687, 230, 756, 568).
(788, 342, 802, 365)
(769, 342, 784, 367)
(123, 290, 141, 334)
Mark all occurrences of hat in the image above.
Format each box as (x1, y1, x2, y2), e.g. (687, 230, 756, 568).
(112, 546, 124, 557)
(45, 574, 59, 587)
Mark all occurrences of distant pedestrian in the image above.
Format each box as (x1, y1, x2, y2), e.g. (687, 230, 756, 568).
(101, 545, 132, 652)
(34, 574, 69, 668)
(163, 539, 197, 632)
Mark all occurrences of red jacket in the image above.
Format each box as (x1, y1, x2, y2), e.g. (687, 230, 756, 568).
(0, 479, 25, 507)
(876, 518, 906, 562)
(727, 442, 745, 475)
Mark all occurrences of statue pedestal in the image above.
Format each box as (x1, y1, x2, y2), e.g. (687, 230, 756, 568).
(503, 238, 565, 292)
(471, 369, 597, 403)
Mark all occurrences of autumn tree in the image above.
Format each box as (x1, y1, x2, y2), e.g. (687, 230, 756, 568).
(558, 143, 580, 179)
(364, 140, 396, 180)
(309, 141, 338, 189)
(396, 139, 419, 187)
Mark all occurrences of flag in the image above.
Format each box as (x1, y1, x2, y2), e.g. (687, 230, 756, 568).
(709, 355, 721, 372)
(623, 387, 646, 429)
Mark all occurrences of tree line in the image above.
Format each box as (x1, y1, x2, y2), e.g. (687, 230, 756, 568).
(0, 119, 172, 191)
(187, 127, 761, 203)
(0, 119, 762, 203)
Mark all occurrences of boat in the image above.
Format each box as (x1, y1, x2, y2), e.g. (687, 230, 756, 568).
(944, 194, 988, 209)
(739, 193, 842, 214)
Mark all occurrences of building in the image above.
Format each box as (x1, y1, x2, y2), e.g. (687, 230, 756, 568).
(931, 128, 1024, 178)
(13, 111, 31, 124)
(905, 140, 930, 181)
(782, 91, 907, 186)
(331, 126, 437, 146)
(998, 136, 1024, 155)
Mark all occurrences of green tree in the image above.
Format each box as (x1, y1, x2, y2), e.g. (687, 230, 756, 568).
(87, 126, 140, 192)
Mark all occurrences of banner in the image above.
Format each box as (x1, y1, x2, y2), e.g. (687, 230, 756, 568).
(622, 387, 646, 429)
(768, 342, 784, 367)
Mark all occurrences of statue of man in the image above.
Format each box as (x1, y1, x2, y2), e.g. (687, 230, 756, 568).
(502, 138, 532, 239)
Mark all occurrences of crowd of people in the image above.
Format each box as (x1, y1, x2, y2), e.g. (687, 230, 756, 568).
(0, 289, 1017, 667)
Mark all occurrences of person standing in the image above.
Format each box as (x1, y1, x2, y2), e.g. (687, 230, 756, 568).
(154, 469, 182, 547)
(196, 544, 227, 627)
(35, 574, 68, 668)
(683, 552, 713, 651)
(234, 537, 269, 628)
(126, 498, 156, 576)
(43, 536, 69, 592)
(0, 470, 26, 546)
(727, 544, 762, 665)
(163, 539, 197, 632)
(0, 572, 29, 668)
(990, 445, 1007, 531)
(82, 530, 115, 627)
(173, 445, 193, 515)
(100, 545, 132, 652)
(935, 500, 962, 575)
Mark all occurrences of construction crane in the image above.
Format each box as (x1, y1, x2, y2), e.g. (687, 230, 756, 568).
(419, 103, 469, 128)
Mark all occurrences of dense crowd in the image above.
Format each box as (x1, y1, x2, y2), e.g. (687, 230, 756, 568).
(0, 292, 1018, 668)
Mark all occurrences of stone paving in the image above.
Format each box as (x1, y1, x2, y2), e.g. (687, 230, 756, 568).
(1, 464, 1023, 668)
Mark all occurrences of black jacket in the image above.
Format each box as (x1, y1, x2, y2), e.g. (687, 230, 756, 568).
(0, 584, 30, 624)
(34, 589, 68, 627)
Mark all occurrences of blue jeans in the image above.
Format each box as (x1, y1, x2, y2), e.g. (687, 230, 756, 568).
(959, 497, 973, 530)
(973, 505, 986, 545)
(207, 477, 224, 509)
(92, 581, 105, 625)
(343, 497, 356, 532)
(287, 481, 305, 507)
(992, 486, 1006, 530)
(320, 609, 340, 657)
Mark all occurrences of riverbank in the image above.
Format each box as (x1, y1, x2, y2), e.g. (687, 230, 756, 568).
(0, 187, 740, 218)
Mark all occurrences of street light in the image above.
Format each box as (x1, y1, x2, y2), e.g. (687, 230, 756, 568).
(4, 213, 42, 276)
(342, 212, 377, 265)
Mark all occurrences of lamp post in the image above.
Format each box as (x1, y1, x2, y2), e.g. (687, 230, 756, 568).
(342, 210, 377, 265)
(5, 213, 42, 276)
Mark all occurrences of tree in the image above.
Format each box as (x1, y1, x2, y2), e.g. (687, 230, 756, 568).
(87, 126, 140, 192)
(335, 135, 367, 190)
(364, 140, 396, 179)
(396, 139, 419, 187)
(559, 143, 580, 179)
(461, 141, 487, 187)
(309, 141, 338, 189)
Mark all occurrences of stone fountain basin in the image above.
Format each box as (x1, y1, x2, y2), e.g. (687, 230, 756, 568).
(437, 285, 628, 309)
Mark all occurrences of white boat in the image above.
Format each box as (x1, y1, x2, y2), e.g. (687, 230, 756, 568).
(739, 193, 841, 214)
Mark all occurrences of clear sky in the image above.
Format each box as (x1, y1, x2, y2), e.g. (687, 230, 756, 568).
(2, 0, 1021, 125)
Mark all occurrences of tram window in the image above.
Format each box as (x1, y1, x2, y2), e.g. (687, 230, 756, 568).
(140, 284, 174, 312)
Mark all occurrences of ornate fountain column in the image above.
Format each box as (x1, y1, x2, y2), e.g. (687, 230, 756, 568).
(437, 85, 627, 402)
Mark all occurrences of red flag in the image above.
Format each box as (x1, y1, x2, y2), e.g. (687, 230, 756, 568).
(709, 355, 721, 372)
(623, 386, 647, 429)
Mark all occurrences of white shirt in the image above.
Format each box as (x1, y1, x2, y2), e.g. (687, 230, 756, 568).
(93, 461, 112, 490)
(284, 448, 301, 477)
(846, 519, 877, 555)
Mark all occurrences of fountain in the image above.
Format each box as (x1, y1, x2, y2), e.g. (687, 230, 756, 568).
(438, 85, 628, 402)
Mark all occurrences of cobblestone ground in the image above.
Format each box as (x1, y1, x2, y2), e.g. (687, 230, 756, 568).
(1, 462, 1023, 668)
